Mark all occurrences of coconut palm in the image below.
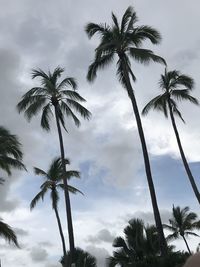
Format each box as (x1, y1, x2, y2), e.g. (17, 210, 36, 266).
(142, 69, 200, 204)
(30, 157, 82, 261)
(0, 126, 25, 175)
(85, 6, 167, 255)
(17, 67, 91, 265)
(163, 206, 200, 255)
(60, 248, 97, 267)
(0, 218, 19, 247)
(108, 219, 164, 267)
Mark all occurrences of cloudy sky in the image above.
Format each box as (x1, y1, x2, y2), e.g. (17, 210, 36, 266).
(0, 0, 200, 266)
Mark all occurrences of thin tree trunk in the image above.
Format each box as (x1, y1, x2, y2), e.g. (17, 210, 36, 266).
(54, 205, 67, 259)
(54, 105, 75, 267)
(168, 99, 200, 204)
(182, 235, 192, 255)
(120, 57, 167, 256)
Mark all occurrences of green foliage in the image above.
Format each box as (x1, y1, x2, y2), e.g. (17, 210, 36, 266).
(108, 218, 189, 267)
(163, 206, 200, 253)
(142, 69, 199, 122)
(17, 67, 91, 131)
(30, 157, 82, 211)
(0, 126, 26, 175)
(85, 6, 165, 87)
(60, 247, 97, 267)
(0, 218, 19, 247)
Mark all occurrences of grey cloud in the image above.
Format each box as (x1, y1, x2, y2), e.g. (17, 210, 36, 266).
(86, 245, 110, 267)
(38, 241, 53, 248)
(87, 228, 115, 244)
(30, 246, 48, 262)
(124, 209, 172, 225)
(14, 228, 29, 237)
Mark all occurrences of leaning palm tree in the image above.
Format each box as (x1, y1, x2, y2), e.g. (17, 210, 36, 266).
(142, 69, 200, 204)
(85, 6, 167, 255)
(30, 157, 82, 261)
(0, 126, 25, 175)
(0, 218, 19, 247)
(163, 206, 200, 255)
(17, 67, 91, 266)
(60, 248, 97, 267)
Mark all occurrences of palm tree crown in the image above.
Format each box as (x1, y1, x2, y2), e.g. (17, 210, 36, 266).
(17, 67, 91, 131)
(31, 157, 82, 210)
(142, 69, 198, 121)
(108, 219, 162, 266)
(85, 6, 165, 86)
(163, 206, 200, 254)
(60, 248, 97, 267)
(0, 126, 25, 175)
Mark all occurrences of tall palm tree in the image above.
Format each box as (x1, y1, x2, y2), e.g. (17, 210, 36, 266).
(30, 157, 82, 261)
(60, 248, 97, 267)
(142, 69, 200, 204)
(0, 126, 25, 175)
(17, 67, 91, 266)
(163, 206, 200, 255)
(0, 218, 19, 247)
(85, 6, 167, 255)
(108, 218, 166, 267)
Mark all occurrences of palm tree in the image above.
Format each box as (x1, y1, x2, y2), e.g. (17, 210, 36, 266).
(163, 206, 200, 255)
(85, 6, 167, 255)
(142, 69, 200, 204)
(17, 67, 91, 265)
(60, 248, 97, 267)
(0, 218, 19, 247)
(0, 126, 25, 175)
(30, 157, 82, 261)
(108, 218, 164, 267)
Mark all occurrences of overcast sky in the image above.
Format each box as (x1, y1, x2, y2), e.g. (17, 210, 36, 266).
(0, 0, 200, 266)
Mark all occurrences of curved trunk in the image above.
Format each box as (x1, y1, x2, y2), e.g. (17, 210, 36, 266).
(54, 204, 67, 258)
(54, 105, 75, 267)
(182, 234, 192, 255)
(168, 99, 200, 204)
(120, 57, 167, 256)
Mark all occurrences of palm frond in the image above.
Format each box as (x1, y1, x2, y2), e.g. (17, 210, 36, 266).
(41, 103, 53, 131)
(142, 94, 168, 117)
(57, 77, 77, 90)
(85, 23, 108, 38)
(30, 187, 48, 210)
(23, 97, 47, 121)
(121, 6, 136, 33)
(61, 90, 86, 102)
(0, 219, 19, 247)
(33, 167, 48, 177)
(87, 52, 115, 82)
(60, 101, 80, 127)
(112, 12, 119, 30)
(132, 26, 162, 45)
(58, 184, 83, 195)
(65, 99, 91, 121)
(129, 47, 166, 65)
(171, 90, 199, 105)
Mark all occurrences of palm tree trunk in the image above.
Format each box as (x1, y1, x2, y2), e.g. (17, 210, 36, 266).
(54, 105, 75, 267)
(54, 205, 67, 259)
(167, 99, 200, 204)
(120, 57, 167, 256)
(182, 235, 192, 255)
